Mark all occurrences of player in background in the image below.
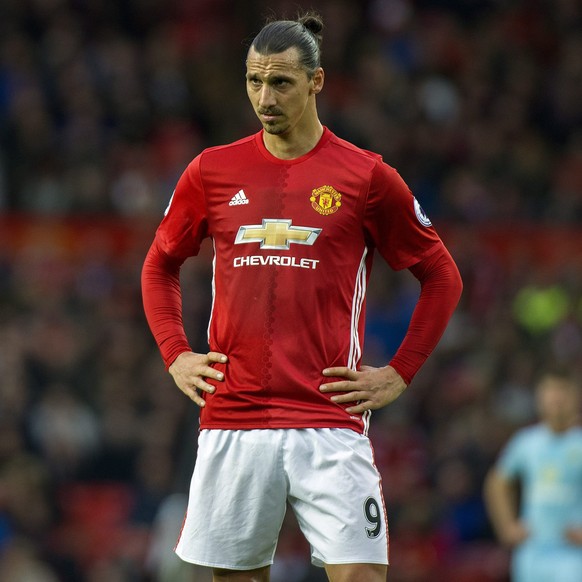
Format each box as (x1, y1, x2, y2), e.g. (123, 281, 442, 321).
(484, 371, 582, 582)
(142, 11, 462, 582)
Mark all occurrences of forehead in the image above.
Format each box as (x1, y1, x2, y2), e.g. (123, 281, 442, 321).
(538, 377, 578, 396)
(246, 46, 304, 76)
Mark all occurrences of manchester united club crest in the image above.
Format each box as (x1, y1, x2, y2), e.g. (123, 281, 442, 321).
(310, 185, 342, 216)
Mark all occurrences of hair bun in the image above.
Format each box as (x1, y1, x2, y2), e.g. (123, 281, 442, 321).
(298, 13, 323, 41)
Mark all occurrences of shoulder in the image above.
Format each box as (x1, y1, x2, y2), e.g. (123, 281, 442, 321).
(510, 424, 545, 446)
(192, 134, 258, 169)
(326, 130, 385, 168)
(325, 131, 406, 194)
(497, 425, 542, 469)
(183, 134, 258, 182)
(201, 133, 257, 157)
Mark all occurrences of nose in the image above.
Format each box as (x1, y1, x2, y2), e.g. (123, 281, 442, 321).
(258, 85, 276, 108)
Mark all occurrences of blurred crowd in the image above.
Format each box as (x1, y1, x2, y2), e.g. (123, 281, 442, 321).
(1, 0, 582, 581)
(1, 0, 582, 222)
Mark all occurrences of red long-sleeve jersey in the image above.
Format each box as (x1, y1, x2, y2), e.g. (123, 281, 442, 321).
(142, 128, 462, 433)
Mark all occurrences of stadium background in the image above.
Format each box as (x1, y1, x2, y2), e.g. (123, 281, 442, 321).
(0, 0, 581, 580)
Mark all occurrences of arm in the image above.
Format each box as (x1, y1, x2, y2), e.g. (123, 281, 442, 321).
(484, 468, 529, 547)
(141, 239, 191, 369)
(141, 158, 227, 406)
(320, 243, 462, 413)
(389, 242, 462, 384)
(564, 528, 582, 545)
(142, 236, 226, 408)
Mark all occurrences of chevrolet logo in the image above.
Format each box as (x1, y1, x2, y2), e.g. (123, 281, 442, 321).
(234, 219, 321, 250)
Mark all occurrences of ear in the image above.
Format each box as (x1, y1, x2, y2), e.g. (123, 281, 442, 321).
(310, 67, 325, 95)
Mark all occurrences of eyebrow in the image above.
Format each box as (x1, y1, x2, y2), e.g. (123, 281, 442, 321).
(246, 71, 296, 83)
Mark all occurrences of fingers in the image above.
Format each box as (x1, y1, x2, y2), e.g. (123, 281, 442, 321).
(322, 366, 357, 379)
(320, 367, 359, 393)
(207, 351, 228, 364)
(333, 393, 374, 414)
(320, 379, 356, 393)
(176, 373, 215, 408)
(198, 364, 225, 384)
(346, 401, 373, 414)
(191, 369, 221, 392)
(180, 385, 208, 408)
(320, 372, 375, 413)
(320, 365, 402, 413)
(326, 389, 378, 414)
(193, 352, 228, 387)
(177, 361, 225, 389)
(170, 350, 228, 408)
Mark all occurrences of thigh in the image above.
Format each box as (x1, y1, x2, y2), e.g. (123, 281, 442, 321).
(212, 565, 271, 581)
(325, 562, 387, 582)
(175, 430, 288, 570)
(284, 428, 389, 568)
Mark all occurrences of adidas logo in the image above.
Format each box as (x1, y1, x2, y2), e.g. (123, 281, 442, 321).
(229, 189, 249, 206)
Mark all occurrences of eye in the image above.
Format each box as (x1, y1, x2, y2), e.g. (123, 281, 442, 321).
(247, 77, 262, 87)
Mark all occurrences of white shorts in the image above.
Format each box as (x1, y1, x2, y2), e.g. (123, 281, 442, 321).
(175, 428, 389, 570)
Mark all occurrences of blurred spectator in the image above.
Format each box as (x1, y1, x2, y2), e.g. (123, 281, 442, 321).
(28, 382, 101, 480)
(0, 539, 59, 582)
(485, 371, 582, 582)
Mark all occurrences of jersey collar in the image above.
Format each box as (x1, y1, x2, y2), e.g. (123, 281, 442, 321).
(254, 126, 332, 165)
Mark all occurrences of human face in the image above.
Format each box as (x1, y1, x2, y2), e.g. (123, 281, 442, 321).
(246, 46, 323, 137)
(536, 376, 580, 432)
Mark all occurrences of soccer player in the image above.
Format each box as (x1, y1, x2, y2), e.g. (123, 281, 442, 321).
(485, 371, 582, 582)
(141, 12, 462, 582)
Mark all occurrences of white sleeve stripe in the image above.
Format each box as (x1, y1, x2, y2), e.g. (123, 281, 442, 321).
(347, 248, 367, 370)
(207, 238, 217, 342)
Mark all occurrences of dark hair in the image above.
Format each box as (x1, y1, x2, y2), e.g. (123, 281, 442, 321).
(250, 12, 323, 77)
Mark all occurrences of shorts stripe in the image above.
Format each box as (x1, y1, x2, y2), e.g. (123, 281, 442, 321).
(174, 509, 188, 552)
(369, 438, 390, 563)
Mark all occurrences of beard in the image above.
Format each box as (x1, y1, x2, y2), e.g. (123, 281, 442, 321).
(262, 122, 288, 135)
(257, 108, 288, 134)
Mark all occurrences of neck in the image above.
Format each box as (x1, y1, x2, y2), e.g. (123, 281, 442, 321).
(263, 119, 324, 160)
(547, 416, 579, 433)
